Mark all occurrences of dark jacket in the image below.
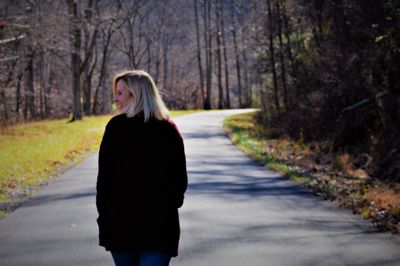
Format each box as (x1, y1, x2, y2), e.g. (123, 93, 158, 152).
(96, 113, 188, 257)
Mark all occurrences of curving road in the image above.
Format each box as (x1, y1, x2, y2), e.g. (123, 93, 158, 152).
(0, 109, 399, 266)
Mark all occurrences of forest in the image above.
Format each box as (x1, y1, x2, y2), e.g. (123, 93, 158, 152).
(1, 0, 399, 183)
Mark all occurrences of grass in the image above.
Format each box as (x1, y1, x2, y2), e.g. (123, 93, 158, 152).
(223, 112, 310, 183)
(0, 115, 111, 201)
(0, 110, 201, 206)
(224, 111, 400, 234)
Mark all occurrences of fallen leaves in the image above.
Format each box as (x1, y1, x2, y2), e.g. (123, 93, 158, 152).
(225, 112, 400, 234)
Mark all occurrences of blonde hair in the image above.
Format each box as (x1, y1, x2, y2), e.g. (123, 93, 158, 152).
(113, 70, 169, 122)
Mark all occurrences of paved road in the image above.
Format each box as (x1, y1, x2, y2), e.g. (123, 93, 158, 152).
(0, 110, 399, 266)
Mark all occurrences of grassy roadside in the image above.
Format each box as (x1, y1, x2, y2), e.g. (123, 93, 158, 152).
(223, 113, 310, 183)
(224, 111, 400, 234)
(0, 110, 200, 218)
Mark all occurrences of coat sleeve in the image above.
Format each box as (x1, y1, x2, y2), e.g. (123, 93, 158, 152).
(96, 123, 113, 217)
(168, 123, 188, 208)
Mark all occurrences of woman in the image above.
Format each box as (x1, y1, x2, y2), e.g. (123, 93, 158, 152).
(96, 70, 188, 266)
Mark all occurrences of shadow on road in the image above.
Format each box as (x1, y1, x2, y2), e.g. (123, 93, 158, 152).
(25, 190, 95, 207)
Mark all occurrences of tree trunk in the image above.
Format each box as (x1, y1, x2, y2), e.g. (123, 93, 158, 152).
(81, 0, 99, 116)
(203, 0, 212, 110)
(154, 41, 161, 85)
(146, 38, 151, 74)
(162, 32, 169, 91)
(93, 26, 113, 115)
(144, 13, 152, 74)
(220, 0, 230, 108)
(44, 67, 53, 117)
(231, 2, 242, 107)
(25, 3, 36, 119)
(0, 89, 7, 124)
(66, 0, 82, 121)
(38, 49, 45, 118)
(276, 1, 288, 110)
(25, 47, 36, 119)
(281, 0, 293, 65)
(266, 0, 280, 111)
(194, 0, 205, 107)
(15, 72, 23, 117)
(84, 51, 97, 115)
(240, 17, 251, 107)
(216, 0, 223, 109)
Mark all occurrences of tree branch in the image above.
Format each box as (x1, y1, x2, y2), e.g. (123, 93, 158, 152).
(342, 90, 389, 113)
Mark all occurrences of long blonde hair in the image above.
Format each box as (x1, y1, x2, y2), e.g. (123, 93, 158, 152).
(113, 70, 169, 122)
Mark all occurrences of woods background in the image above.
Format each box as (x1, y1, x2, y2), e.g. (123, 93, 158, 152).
(0, 0, 259, 121)
(1, 0, 399, 181)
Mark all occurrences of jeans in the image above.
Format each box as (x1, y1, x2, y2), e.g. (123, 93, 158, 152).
(111, 251, 171, 266)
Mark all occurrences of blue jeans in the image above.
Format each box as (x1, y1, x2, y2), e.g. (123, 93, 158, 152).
(111, 251, 171, 266)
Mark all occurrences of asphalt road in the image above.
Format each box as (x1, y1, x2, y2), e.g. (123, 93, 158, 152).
(0, 109, 399, 266)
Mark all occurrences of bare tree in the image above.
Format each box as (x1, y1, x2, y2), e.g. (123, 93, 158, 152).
(2, 0, 269, 125)
(230, 1, 242, 107)
(65, 0, 82, 121)
(93, 16, 119, 115)
(118, 1, 147, 69)
(81, 0, 100, 116)
(276, 0, 287, 109)
(194, 0, 205, 106)
(239, 3, 251, 107)
(215, 0, 223, 109)
(219, 0, 230, 108)
(203, 0, 212, 109)
(266, 0, 279, 111)
(24, 2, 36, 119)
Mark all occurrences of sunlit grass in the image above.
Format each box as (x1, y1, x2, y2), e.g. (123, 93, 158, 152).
(0, 110, 201, 202)
(0, 115, 112, 200)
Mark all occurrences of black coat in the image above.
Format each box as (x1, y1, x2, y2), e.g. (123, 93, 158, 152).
(96, 113, 188, 257)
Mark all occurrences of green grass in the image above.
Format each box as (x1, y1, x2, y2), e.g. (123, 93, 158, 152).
(0, 115, 112, 201)
(0, 110, 201, 202)
(223, 112, 310, 183)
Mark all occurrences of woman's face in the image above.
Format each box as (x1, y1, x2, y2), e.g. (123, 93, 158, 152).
(115, 80, 133, 111)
